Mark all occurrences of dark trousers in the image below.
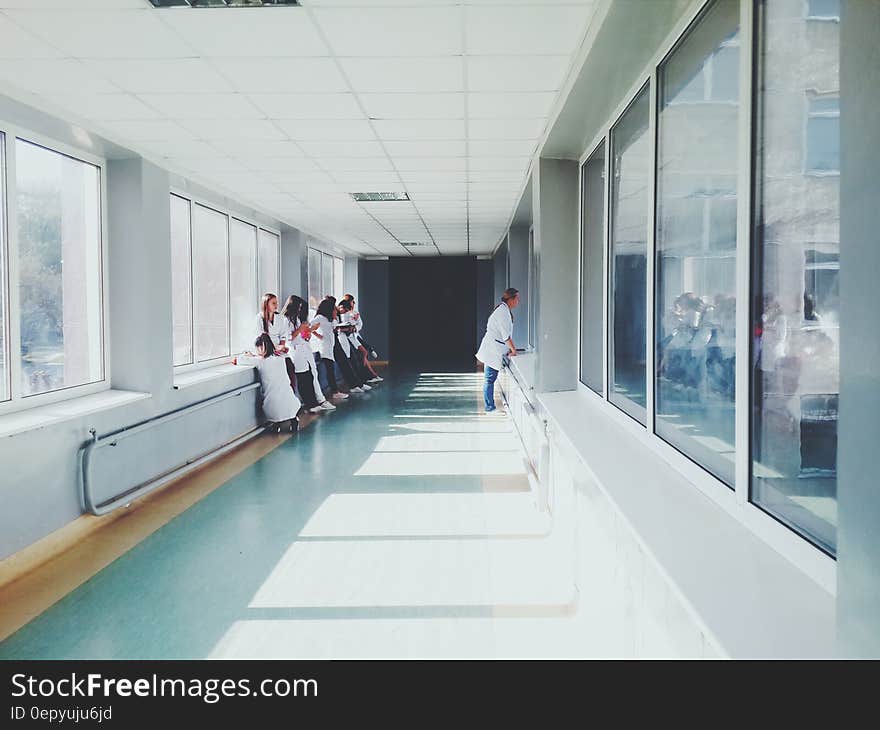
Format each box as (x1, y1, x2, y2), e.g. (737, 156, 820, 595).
(334, 340, 363, 389)
(296, 363, 319, 408)
(319, 357, 339, 394)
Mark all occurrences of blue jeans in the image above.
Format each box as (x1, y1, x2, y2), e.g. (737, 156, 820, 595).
(484, 365, 499, 411)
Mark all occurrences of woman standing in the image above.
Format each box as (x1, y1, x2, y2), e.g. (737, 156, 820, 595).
(476, 287, 519, 414)
(333, 301, 370, 393)
(311, 298, 346, 399)
(234, 334, 300, 433)
(281, 295, 336, 413)
(343, 294, 382, 383)
(255, 292, 296, 390)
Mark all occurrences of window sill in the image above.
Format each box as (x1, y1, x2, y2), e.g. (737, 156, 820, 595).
(507, 353, 537, 399)
(538, 389, 836, 659)
(0, 389, 151, 439)
(173, 363, 252, 390)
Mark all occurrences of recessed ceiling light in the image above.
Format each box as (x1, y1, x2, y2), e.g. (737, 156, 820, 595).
(401, 242, 433, 247)
(350, 192, 411, 202)
(148, 1, 302, 8)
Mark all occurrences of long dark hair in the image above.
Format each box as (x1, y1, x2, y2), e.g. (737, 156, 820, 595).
(255, 333, 276, 357)
(282, 294, 308, 327)
(260, 292, 277, 333)
(316, 298, 336, 321)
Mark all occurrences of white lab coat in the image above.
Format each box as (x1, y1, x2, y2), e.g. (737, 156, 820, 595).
(236, 354, 301, 423)
(336, 313, 353, 358)
(254, 313, 287, 348)
(348, 310, 364, 349)
(310, 314, 335, 360)
(476, 303, 513, 371)
(284, 316, 314, 373)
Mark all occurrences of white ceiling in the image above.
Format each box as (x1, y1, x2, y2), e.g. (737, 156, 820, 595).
(0, 0, 598, 257)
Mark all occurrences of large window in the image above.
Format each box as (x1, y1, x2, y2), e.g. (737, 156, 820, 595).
(527, 226, 537, 350)
(16, 139, 103, 398)
(655, 0, 740, 486)
(579, 142, 605, 393)
(608, 85, 650, 422)
(0, 134, 7, 402)
(752, 0, 840, 554)
(170, 194, 280, 366)
(307, 246, 343, 315)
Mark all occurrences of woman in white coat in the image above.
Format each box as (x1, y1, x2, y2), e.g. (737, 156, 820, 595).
(310, 298, 344, 398)
(255, 292, 297, 390)
(235, 333, 301, 433)
(476, 287, 519, 413)
(281, 295, 335, 413)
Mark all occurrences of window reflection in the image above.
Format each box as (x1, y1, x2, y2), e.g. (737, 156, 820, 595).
(170, 194, 193, 367)
(16, 139, 103, 397)
(192, 204, 229, 361)
(752, 0, 840, 554)
(655, 0, 740, 485)
(609, 85, 650, 421)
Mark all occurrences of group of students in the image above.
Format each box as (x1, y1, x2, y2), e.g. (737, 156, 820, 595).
(234, 292, 382, 432)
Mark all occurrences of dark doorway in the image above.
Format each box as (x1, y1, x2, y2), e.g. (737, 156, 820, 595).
(389, 256, 477, 369)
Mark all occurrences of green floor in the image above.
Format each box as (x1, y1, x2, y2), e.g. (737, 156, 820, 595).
(0, 369, 547, 659)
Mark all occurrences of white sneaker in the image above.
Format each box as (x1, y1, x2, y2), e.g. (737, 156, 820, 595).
(335, 392, 349, 399)
(309, 406, 323, 414)
(350, 386, 364, 393)
(361, 384, 372, 391)
(368, 376, 383, 383)
(319, 401, 336, 411)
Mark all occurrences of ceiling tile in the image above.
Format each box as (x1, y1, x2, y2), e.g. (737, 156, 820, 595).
(360, 93, 464, 120)
(83, 58, 232, 94)
(298, 140, 386, 158)
(315, 7, 461, 57)
(212, 138, 305, 157)
(248, 93, 363, 120)
(467, 56, 570, 92)
(340, 57, 463, 94)
(317, 157, 394, 172)
(373, 119, 465, 141)
(7, 9, 195, 59)
(237, 156, 320, 172)
(468, 118, 547, 140)
(138, 140, 222, 159)
(181, 119, 286, 141)
(393, 157, 467, 172)
(164, 156, 245, 173)
(384, 140, 465, 157)
(467, 91, 557, 119)
(275, 119, 377, 141)
(465, 5, 592, 56)
(469, 139, 537, 157)
(0, 13, 63, 58)
(0, 59, 119, 94)
(469, 156, 532, 171)
(100, 119, 197, 141)
(211, 58, 348, 93)
(159, 7, 328, 57)
(139, 93, 264, 120)
(40, 92, 161, 121)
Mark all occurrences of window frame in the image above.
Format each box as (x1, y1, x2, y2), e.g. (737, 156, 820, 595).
(306, 243, 344, 316)
(170, 187, 281, 374)
(803, 92, 841, 177)
(0, 120, 110, 418)
(573, 0, 834, 590)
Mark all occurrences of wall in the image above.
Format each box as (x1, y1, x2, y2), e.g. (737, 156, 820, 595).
(492, 237, 508, 303)
(357, 259, 390, 362)
(837, 0, 880, 658)
(280, 226, 307, 300)
(507, 226, 530, 348)
(476, 259, 493, 347)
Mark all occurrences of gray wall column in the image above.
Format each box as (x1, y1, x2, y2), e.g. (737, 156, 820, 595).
(476, 258, 493, 346)
(837, 0, 880, 658)
(533, 157, 579, 393)
(344, 256, 359, 301)
(507, 225, 530, 348)
(280, 226, 306, 300)
(492, 236, 508, 303)
(108, 158, 173, 403)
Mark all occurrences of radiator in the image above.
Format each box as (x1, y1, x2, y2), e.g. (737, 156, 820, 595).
(81, 383, 262, 515)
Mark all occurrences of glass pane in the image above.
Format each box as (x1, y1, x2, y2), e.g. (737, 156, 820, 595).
(609, 85, 650, 421)
(192, 204, 229, 361)
(258, 229, 279, 298)
(580, 142, 606, 393)
(16, 139, 103, 397)
(806, 113, 840, 173)
(334, 256, 344, 300)
(0, 133, 7, 401)
(321, 252, 333, 302)
(170, 195, 192, 367)
(230, 218, 257, 355)
(307, 248, 321, 316)
(655, 0, 740, 486)
(752, 0, 840, 554)
(528, 227, 537, 349)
